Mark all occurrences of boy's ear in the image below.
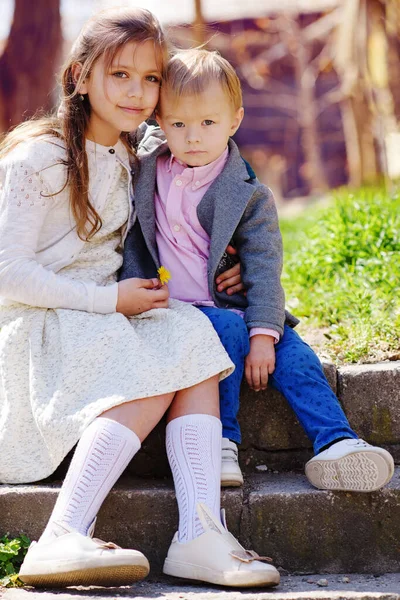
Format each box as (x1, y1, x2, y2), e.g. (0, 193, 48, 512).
(230, 107, 244, 136)
(71, 62, 88, 94)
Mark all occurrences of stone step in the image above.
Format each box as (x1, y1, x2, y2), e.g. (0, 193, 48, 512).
(45, 361, 400, 482)
(2, 468, 400, 575)
(2, 574, 400, 600)
(105, 360, 400, 478)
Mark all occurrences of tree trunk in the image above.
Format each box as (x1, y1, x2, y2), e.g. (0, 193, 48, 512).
(292, 33, 329, 193)
(367, 0, 398, 181)
(0, 0, 62, 134)
(193, 0, 206, 45)
(340, 97, 362, 188)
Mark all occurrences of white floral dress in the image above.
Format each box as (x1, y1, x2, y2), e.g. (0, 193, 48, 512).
(0, 162, 233, 484)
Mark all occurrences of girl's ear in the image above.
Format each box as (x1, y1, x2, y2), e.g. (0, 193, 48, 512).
(230, 107, 244, 136)
(71, 63, 88, 94)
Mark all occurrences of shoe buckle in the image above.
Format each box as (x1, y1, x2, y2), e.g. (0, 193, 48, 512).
(230, 550, 273, 563)
(222, 447, 238, 461)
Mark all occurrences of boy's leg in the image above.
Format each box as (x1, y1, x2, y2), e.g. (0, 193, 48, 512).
(197, 307, 249, 487)
(271, 325, 356, 452)
(197, 307, 249, 444)
(270, 326, 394, 491)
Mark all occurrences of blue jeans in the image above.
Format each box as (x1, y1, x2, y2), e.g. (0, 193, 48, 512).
(198, 306, 357, 454)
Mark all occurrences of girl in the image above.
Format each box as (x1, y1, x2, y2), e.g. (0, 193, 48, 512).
(0, 8, 279, 589)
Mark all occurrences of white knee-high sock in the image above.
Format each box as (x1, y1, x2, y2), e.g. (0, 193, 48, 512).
(41, 417, 140, 540)
(166, 414, 222, 543)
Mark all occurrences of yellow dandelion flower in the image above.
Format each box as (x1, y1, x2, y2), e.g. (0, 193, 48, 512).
(158, 266, 171, 285)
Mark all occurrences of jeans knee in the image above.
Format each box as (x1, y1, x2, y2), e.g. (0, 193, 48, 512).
(275, 337, 322, 378)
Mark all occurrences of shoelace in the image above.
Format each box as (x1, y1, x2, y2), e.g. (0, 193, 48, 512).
(230, 549, 273, 563)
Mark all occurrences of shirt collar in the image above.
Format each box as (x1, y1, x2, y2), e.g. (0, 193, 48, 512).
(167, 147, 229, 189)
(85, 137, 128, 161)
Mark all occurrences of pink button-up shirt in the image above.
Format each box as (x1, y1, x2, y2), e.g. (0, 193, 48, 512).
(155, 149, 279, 341)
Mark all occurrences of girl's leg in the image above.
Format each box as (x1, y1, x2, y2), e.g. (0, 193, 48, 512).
(41, 393, 174, 540)
(19, 392, 174, 588)
(163, 376, 280, 588)
(166, 376, 222, 543)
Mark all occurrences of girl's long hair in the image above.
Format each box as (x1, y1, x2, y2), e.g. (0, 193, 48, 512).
(0, 8, 168, 240)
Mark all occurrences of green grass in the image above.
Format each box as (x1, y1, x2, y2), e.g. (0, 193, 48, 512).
(280, 187, 400, 364)
(0, 534, 30, 588)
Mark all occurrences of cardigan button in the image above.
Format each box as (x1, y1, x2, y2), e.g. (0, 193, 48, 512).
(109, 148, 115, 154)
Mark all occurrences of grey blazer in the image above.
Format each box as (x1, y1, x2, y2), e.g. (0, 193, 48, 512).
(121, 124, 298, 336)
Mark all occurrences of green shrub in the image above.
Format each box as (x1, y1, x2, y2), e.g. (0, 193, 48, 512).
(281, 188, 400, 363)
(0, 534, 30, 588)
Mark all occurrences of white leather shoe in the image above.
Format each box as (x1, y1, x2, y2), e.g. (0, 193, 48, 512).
(221, 438, 244, 487)
(305, 438, 394, 492)
(163, 503, 280, 587)
(19, 521, 149, 588)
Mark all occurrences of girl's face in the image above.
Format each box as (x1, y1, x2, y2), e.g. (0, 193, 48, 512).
(79, 40, 162, 146)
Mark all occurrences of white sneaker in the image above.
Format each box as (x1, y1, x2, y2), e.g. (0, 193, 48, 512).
(305, 438, 395, 492)
(221, 438, 244, 487)
(163, 503, 280, 587)
(19, 521, 150, 588)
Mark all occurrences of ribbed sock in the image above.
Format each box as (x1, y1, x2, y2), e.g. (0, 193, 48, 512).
(40, 417, 140, 540)
(166, 413, 222, 543)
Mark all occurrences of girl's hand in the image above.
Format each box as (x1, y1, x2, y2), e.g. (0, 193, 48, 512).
(245, 335, 276, 392)
(116, 278, 169, 316)
(215, 245, 245, 296)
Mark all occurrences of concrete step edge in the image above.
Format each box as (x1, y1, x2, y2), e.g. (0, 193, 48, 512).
(1, 573, 400, 599)
(1, 468, 400, 575)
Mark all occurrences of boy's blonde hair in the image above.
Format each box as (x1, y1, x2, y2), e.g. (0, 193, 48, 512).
(160, 49, 242, 111)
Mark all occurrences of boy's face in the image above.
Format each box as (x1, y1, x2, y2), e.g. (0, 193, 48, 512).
(157, 81, 244, 167)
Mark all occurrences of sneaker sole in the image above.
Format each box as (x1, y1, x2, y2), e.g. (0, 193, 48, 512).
(19, 564, 149, 588)
(305, 449, 394, 492)
(163, 559, 280, 587)
(221, 477, 244, 488)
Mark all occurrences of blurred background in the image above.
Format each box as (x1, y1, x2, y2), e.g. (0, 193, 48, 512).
(0, 0, 399, 363)
(1, 0, 399, 199)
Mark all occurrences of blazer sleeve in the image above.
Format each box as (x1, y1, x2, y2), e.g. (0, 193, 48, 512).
(233, 184, 286, 335)
(0, 154, 118, 313)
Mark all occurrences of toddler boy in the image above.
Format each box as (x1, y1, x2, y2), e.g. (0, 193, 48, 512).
(121, 49, 394, 492)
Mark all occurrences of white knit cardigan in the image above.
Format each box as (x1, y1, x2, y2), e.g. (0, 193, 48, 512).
(0, 136, 134, 314)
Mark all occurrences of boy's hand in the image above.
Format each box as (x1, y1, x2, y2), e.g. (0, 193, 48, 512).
(116, 278, 169, 316)
(215, 245, 245, 296)
(245, 335, 276, 392)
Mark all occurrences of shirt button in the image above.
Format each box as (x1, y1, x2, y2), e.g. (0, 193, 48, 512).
(173, 224, 181, 232)
(195, 180, 201, 186)
(175, 179, 182, 186)
(109, 148, 115, 154)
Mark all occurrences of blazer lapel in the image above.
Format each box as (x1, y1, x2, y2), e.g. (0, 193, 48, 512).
(197, 140, 256, 274)
(134, 141, 169, 266)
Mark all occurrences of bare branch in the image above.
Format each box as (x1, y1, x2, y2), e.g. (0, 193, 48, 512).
(241, 8, 343, 69)
(244, 93, 298, 116)
(316, 86, 345, 116)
